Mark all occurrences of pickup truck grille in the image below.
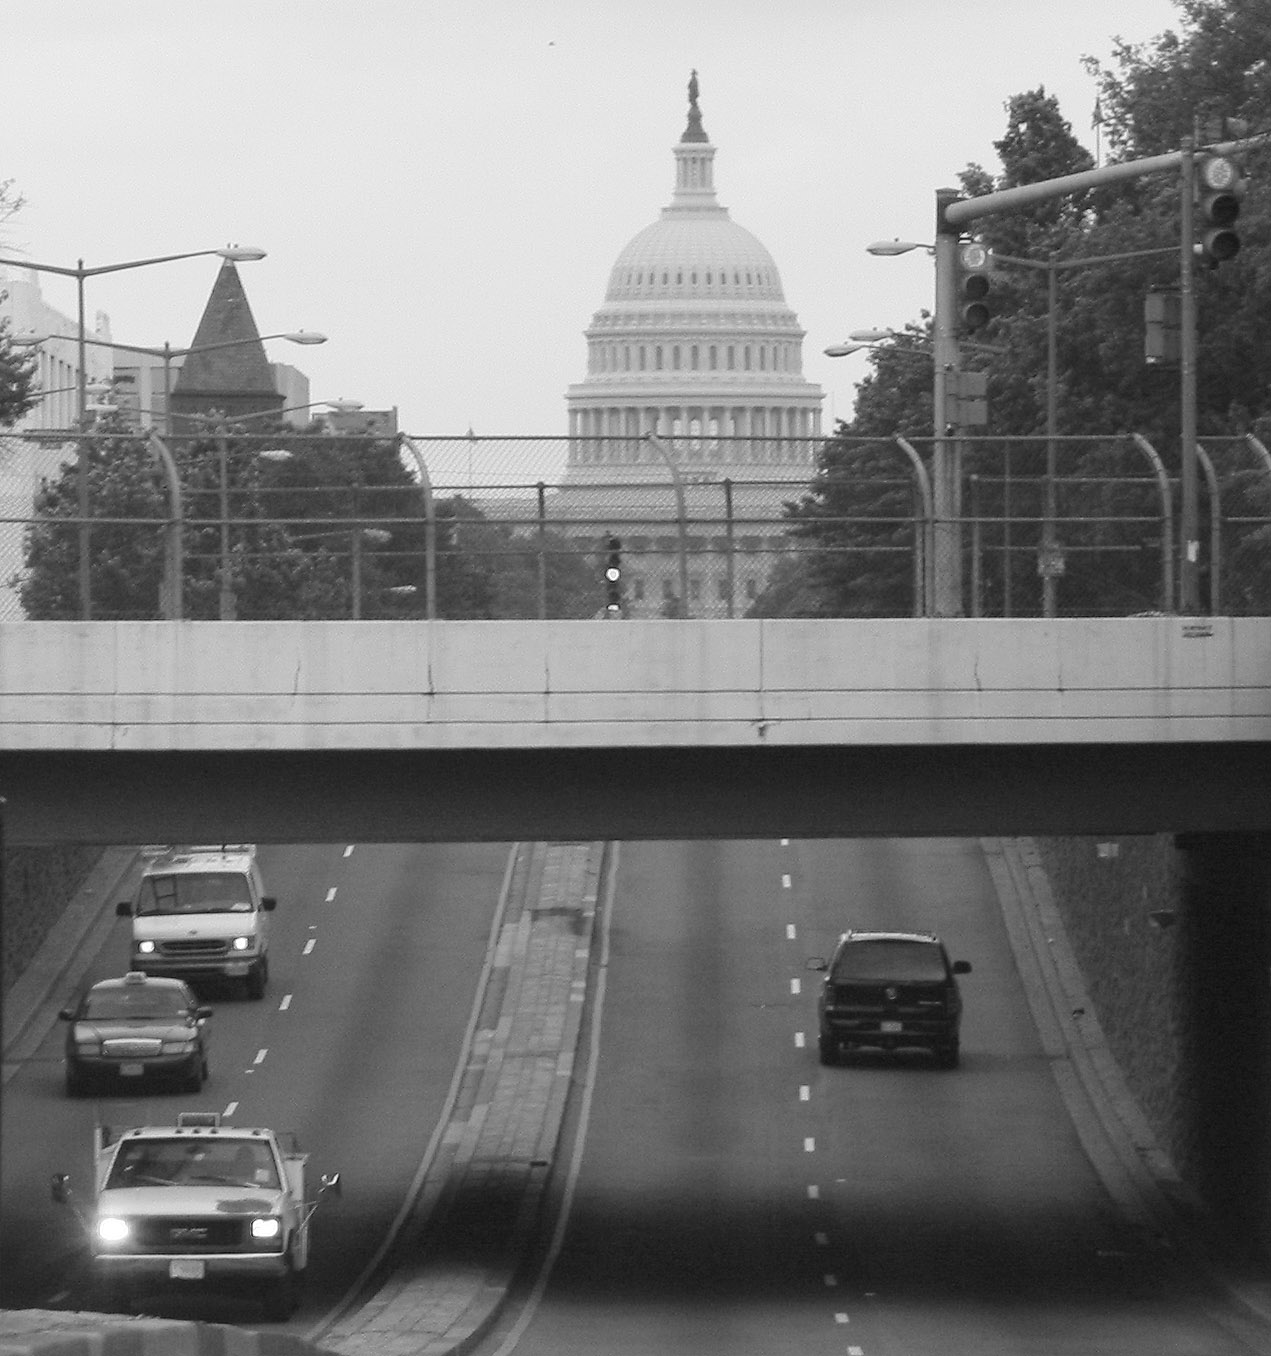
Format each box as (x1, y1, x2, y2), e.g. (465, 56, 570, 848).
(130, 1217, 249, 1251)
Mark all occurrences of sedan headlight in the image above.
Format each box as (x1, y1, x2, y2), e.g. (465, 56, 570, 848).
(160, 1039, 196, 1054)
(97, 1216, 131, 1243)
(250, 1216, 282, 1241)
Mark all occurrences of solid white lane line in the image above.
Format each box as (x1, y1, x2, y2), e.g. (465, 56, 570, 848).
(279, 994, 292, 1011)
(223, 1101, 238, 1117)
(343, 845, 355, 857)
(325, 887, 338, 903)
(799, 1085, 810, 1101)
(303, 939, 316, 955)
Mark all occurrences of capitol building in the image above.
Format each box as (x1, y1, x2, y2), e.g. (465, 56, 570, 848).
(561, 74, 823, 617)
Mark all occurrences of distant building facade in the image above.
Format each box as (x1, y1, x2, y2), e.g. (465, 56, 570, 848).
(562, 74, 823, 616)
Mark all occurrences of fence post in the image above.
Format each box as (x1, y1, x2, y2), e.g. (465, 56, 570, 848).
(894, 438, 935, 617)
(723, 478, 735, 619)
(645, 434, 690, 617)
(147, 431, 184, 621)
(536, 481, 548, 621)
(1130, 434, 1175, 613)
(1195, 444, 1220, 615)
(398, 436, 436, 619)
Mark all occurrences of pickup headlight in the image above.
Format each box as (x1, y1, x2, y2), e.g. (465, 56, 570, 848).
(250, 1216, 282, 1241)
(97, 1217, 131, 1243)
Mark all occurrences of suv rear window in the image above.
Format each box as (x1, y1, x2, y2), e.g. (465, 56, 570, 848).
(831, 939, 948, 984)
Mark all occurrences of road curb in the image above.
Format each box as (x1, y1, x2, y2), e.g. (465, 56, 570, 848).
(0, 1307, 336, 1355)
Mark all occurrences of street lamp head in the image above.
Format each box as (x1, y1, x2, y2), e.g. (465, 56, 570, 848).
(848, 328, 899, 342)
(282, 331, 327, 346)
(823, 343, 869, 358)
(325, 398, 364, 413)
(866, 239, 933, 257)
(217, 246, 267, 262)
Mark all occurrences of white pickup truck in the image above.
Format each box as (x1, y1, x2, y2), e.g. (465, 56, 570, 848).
(52, 1111, 340, 1320)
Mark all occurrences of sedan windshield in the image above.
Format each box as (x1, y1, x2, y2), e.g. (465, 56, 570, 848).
(832, 940, 948, 984)
(137, 873, 253, 916)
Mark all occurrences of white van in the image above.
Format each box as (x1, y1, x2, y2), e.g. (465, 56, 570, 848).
(117, 846, 276, 999)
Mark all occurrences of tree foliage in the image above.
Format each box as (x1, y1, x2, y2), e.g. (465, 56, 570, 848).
(0, 179, 40, 428)
(761, 0, 1271, 617)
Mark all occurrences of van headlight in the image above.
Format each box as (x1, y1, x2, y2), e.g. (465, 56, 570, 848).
(231, 936, 254, 952)
(137, 940, 156, 955)
(250, 1216, 282, 1241)
(97, 1217, 131, 1243)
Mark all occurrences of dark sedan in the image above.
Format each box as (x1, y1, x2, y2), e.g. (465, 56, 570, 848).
(60, 972, 212, 1096)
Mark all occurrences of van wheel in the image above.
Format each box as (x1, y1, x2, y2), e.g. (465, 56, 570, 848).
(245, 958, 268, 1001)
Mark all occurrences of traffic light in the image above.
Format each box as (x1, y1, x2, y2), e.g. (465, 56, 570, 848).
(604, 535, 623, 614)
(956, 240, 993, 333)
(1195, 153, 1243, 268)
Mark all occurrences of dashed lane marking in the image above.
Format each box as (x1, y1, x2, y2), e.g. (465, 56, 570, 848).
(253, 1049, 267, 1065)
(279, 994, 292, 1011)
(325, 887, 338, 902)
(800, 1085, 810, 1101)
(303, 939, 316, 955)
(343, 845, 355, 857)
(223, 1101, 238, 1117)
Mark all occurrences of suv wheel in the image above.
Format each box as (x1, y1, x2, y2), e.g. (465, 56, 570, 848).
(817, 1033, 839, 1067)
(936, 1040, 960, 1069)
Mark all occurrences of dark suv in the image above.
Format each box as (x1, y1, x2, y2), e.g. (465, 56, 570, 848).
(809, 930, 970, 1068)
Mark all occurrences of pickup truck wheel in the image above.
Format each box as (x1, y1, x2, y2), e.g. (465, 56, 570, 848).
(262, 1261, 296, 1321)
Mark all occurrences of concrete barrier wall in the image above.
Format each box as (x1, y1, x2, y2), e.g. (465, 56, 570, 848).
(2, 616, 1270, 752)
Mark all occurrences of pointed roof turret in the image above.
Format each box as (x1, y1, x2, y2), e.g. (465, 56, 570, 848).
(169, 260, 282, 428)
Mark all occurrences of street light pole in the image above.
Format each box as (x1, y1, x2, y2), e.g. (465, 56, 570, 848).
(932, 192, 963, 617)
(0, 244, 266, 617)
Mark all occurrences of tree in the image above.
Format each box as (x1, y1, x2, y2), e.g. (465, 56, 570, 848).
(0, 179, 40, 428)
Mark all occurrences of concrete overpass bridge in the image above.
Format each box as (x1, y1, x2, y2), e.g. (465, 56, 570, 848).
(2, 615, 1269, 845)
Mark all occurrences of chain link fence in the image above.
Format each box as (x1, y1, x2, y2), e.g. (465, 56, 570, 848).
(1, 429, 1267, 620)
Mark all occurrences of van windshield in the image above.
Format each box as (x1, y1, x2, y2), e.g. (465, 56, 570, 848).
(137, 873, 254, 916)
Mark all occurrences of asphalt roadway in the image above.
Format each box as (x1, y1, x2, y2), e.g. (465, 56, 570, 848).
(1, 837, 1269, 1356)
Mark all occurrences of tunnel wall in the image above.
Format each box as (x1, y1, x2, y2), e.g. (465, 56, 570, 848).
(1036, 832, 1271, 1256)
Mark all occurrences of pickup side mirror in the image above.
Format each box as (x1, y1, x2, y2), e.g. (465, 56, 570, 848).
(952, 960, 971, 975)
(51, 1173, 71, 1205)
(318, 1172, 342, 1200)
(261, 897, 277, 912)
(805, 957, 828, 972)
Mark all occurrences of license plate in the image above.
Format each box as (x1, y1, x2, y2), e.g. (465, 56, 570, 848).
(120, 1063, 145, 1077)
(225, 962, 249, 977)
(880, 1021, 903, 1034)
(170, 1258, 205, 1281)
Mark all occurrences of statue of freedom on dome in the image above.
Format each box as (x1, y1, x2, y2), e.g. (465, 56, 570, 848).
(688, 69, 699, 110)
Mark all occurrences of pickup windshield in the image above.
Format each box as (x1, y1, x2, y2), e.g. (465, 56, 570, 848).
(106, 1138, 280, 1190)
(136, 873, 253, 916)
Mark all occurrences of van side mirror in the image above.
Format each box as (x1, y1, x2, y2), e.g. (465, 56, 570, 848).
(51, 1173, 71, 1205)
(261, 897, 277, 912)
(115, 901, 132, 917)
(58, 1008, 76, 1022)
(952, 960, 971, 975)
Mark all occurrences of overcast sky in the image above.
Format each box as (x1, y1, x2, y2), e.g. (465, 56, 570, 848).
(4, 0, 1184, 457)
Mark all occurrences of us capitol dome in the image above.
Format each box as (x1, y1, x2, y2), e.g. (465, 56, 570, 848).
(565, 72, 823, 478)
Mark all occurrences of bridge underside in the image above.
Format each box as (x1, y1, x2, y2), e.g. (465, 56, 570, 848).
(5, 742, 1270, 845)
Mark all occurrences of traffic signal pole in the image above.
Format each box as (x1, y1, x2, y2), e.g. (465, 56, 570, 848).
(932, 192, 963, 617)
(1178, 132, 1201, 613)
(934, 128, 1266, 617)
